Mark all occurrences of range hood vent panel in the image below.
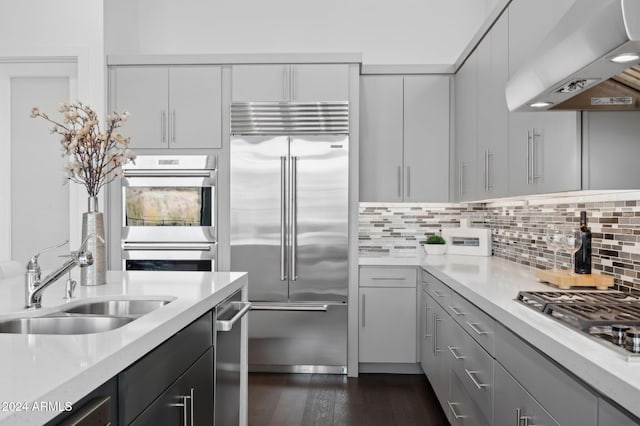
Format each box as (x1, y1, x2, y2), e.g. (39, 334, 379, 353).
(505, 0, 640, 112)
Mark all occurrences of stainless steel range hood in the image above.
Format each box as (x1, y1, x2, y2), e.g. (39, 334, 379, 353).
(505, 0, 640, 112)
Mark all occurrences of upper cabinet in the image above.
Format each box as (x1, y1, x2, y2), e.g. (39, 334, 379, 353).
(582, 111, 640, 190)
(231, 64, 349, 102)
(360, 75, 450, 202)
(454, 50, 478, 202)
(476, 12, 509, 199)
(110, 66, 222, 150)
(507, 0, 580, 195)
(453, 0, 581, 201)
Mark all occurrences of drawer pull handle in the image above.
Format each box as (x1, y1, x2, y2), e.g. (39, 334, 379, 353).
(465, 369, 489, 390)
(371, 277, 407, 281)
(447, 345, 465, 360)
(433, 290, 445, 298)
(448, 305, 465, 316)
(447, 401, 466, 419)
(466, 321, 489, 336)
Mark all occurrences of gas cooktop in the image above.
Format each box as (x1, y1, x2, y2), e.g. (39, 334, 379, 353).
(516, 290, 640, 361)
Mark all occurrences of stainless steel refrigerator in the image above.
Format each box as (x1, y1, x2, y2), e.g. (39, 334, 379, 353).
(230, 102, 349, 374)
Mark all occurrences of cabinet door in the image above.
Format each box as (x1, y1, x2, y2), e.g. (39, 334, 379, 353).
(359, 287, 417, 363)
(476, 13, 509, 199)
(131, 348, 214, 426)
(494, 363, 559, 426)
(231, 65, 288, 102)
(420, 289, 431, 374)
(169, 66, 222, 149)
(583, 111, 640, 190)
(509, 111, 580, 195)
(111, 67, 168, 149)
(403, 76, 450, 202)
(291, 64, 349, 102)
(455, 51, 478, 201)
(432, 301, 451, 412)
(359, 76, 404, 202)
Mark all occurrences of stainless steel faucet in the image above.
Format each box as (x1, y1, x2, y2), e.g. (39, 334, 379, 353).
(24, 235, 100, 309)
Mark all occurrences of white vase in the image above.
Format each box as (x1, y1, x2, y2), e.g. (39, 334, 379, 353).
(424, 244, 447, 255)
(81, 196, 106, 286)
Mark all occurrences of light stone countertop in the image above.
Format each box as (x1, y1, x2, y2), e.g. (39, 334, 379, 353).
(360, 254, 640, 419)
(0, 270, 247, 426)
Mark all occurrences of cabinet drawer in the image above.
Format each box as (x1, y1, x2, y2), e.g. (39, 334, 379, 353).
(419, 269, 450, 305)
(495, 323, 597, 426)
(131, 347, 214, 426)
(494, 363, 559, 426)
(359, 266, 417, 288)
(119, 311, 213, 425)
(448, 292, 495, 356)
(448, 368, 490, 426)
(449, 322, 493, 425)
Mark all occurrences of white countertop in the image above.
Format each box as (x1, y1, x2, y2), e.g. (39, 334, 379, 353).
(0, 270, 247, 426)
(360, 254, 640, 419)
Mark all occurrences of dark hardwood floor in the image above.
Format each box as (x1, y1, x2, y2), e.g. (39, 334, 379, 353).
(248, 373, 449, 426)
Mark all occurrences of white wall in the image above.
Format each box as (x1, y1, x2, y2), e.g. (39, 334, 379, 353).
(0, 1, 105, 255)
(105, 0, 495, 64)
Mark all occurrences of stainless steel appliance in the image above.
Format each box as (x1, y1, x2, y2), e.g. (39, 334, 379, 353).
(230, 102, 349, 374)
(122, 242, 216, 272)
(215, 290, 251, 425)
(516, 290, 640, 360)
(121, 155, 217, 271)
(122, 155, 216, 243)
(506, 0, 640, 112)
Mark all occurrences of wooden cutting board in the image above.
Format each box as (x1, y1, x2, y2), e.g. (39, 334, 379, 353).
(535, 269, 615, 290)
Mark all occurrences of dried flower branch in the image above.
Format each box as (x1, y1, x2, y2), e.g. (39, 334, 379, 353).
(31, 102, 135, 197)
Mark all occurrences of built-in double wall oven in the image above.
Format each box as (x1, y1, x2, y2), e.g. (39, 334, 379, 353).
(121, 155, 217, 271)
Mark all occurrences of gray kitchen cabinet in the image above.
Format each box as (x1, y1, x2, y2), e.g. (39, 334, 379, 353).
(131, 348, 214, 426)
(582, 111, 640, 190)
(119, 311, 213, 424)
(476, 12, 509, 199)
(494, 362, 560, 426)
(454, 50, 478, 201)
(598, 398, 639, 426)
(360, 75, 450, 202)
(495, 322, 598, 426)
(110, 66, 222, 149)
(231, 64, 349, 102)
(359, 266, 417, 363)
(507, 0, 581, 196)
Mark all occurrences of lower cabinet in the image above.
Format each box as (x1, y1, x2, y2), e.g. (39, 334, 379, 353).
(359, 266, 417, 363)
(598, 398, 639, 426)
(418, 269, 637, 426)
(131, 348, 214, 426)
(119, 312, 214, 425)
(494, 362, 559, 426)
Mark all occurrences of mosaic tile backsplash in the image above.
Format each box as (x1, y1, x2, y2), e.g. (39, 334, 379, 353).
(359, 192, 640, 292)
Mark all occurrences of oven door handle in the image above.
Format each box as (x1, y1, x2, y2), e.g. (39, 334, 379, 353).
(122, 243, 216, 251)
(123, 170, 215, 178)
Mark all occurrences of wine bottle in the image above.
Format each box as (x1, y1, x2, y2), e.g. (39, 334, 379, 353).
(574, 211, 592, 274)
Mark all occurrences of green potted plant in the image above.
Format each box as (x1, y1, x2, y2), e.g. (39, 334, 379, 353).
(423, 234, 447, 255)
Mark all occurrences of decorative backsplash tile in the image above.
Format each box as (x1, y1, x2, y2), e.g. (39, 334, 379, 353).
(359, 191, 640, 292)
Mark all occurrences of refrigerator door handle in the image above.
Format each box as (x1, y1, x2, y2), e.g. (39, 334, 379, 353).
(280, 156, 287, 281)
(290, 156, 298, 281)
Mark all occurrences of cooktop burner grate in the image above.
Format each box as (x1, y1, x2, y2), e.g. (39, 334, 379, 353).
(516, 289, 640, 360)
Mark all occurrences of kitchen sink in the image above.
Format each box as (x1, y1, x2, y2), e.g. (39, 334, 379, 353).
(0, 315, 134, 335)
(62, 299, 172, 318)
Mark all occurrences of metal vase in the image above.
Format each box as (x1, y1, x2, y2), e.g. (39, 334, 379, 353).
(81, 196, 106, 286)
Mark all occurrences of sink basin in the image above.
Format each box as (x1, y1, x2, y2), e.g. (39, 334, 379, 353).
(62, 299, 172, 318)
(0, 316, 134, 334)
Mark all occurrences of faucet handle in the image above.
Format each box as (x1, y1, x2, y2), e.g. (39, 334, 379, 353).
(27, 240, 70, 271)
